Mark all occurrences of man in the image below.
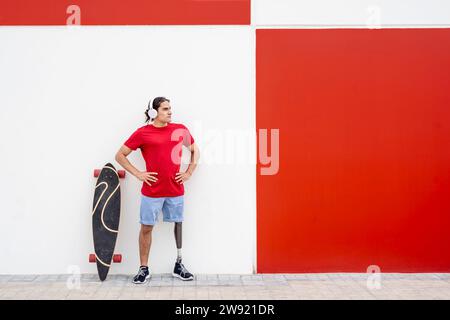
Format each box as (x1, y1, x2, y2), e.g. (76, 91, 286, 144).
(115, 97, 200, 284)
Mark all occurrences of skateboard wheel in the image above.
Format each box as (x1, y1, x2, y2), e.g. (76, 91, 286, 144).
(89, 254, 96, 263)
(113, 254, 122, 263)
(94, 169, 125, 178)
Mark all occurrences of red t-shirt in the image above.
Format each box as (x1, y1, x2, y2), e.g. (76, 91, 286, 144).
(124, 122, 195, 197)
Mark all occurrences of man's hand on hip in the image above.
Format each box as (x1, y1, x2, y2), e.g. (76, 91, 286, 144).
(136, 171, 158, 187)
(175, 171, 191, 184)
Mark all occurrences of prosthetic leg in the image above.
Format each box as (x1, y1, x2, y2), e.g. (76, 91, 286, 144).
(174, 222, 182, 263)
(173, 222, 194, 280)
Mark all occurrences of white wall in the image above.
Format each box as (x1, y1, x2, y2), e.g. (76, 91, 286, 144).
(1, 1, 448, 276)
(0, 26, 255, 275)
(253, 0, 450, 26)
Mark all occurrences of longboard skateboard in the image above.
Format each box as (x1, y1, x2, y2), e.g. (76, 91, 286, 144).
(90, 163, 125, 281)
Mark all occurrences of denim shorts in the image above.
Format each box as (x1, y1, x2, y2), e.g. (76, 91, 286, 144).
(140, 194, 184, 225)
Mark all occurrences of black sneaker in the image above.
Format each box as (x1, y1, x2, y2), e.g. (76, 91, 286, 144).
(133, 266, 151, 284)
(173, 261, 194, 281)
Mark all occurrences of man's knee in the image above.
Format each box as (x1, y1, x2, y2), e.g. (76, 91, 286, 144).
(141, 224, 154, 234)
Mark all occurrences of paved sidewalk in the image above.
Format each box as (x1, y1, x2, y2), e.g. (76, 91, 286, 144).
(1, 273, 450, 300)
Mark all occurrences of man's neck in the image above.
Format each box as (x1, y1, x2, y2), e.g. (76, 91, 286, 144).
(152, 120, 168, 127)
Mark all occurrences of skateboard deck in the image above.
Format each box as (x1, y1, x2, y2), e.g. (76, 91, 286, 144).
(91, 163, 122, 281)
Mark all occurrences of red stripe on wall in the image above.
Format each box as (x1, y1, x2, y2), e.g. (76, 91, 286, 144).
(0, 0, 250, 25)
(257, 29, 450, 273)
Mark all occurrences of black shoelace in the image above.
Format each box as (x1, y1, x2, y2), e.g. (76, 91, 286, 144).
(137, 268, 148, 278)
(178, 263, 189, 276)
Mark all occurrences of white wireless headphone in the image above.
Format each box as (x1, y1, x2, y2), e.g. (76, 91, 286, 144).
(147, 99, 158, 120)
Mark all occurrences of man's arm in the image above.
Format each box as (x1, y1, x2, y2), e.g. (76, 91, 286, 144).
(115, 145, 141, 177)
(175, 142, 200, 184)
(186, 143, 200, 175)
(115, 145, 158, 186)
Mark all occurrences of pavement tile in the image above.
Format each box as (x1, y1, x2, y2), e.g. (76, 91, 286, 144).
(1, 273, 450, 300)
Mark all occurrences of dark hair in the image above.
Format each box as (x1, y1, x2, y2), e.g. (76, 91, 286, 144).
(144, 96, 170, 123)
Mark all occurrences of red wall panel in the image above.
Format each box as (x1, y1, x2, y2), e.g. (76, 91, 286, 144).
(256, 29, 450, 273)
(0, 0, 250, 25)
